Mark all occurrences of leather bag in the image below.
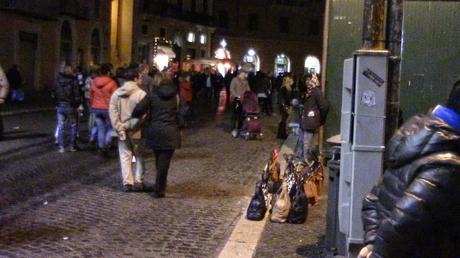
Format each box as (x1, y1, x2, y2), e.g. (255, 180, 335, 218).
(270, 182, 291, 223)
(288, 177, 308, 224)
(246, 182, 267, 221)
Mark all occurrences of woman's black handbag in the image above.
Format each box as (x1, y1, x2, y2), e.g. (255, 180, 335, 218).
(246, 182, 267, 221)
(287, 177, 308, 224)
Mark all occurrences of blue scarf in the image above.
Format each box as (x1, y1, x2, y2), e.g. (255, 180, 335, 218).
(432, 105, 460, 131)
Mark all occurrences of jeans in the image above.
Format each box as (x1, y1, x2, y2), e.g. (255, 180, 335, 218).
(154, 150, 175, 194)
(56, 107, 78, 147)
(88, 111, 98, 142)
(297, 129, 314, 160)
(118, 136, 145, 186)
(92, 109, 112, 149)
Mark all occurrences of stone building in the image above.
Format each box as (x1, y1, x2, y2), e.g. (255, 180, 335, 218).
(133, 0, 215, 70)
(212, 0, 324, 76)
(0, 0, 112, 94)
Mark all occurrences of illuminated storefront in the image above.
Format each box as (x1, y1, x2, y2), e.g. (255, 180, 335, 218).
(274, 54, 291, 75)
(304, 55, 321, 74)
(153, 37, 176, 71)
(243, 48, 260, 72)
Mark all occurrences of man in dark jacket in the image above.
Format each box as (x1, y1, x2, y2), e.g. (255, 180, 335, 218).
(139, 64, 155, 95)
(359, 79, 460, 258)
(53, 65, 81, 152)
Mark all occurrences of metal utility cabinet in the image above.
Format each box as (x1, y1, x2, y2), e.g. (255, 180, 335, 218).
(338, 50, 389, 257)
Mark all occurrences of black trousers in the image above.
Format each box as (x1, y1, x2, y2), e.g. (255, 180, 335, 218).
(154, 149, 175, 194)
(258, 97, 273, 115)
(231, 98, 243, 130)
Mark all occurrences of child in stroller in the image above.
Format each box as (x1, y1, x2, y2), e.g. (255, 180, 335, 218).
(235, 91, 263, 140)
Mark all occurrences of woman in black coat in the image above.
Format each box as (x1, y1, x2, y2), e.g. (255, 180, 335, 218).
(296, 74, 329, 160)
(132, 72, 181, 198)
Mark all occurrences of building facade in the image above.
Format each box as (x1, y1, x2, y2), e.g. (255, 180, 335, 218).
(212, 0, 324, 76)
(0, 0, 112, 93)
(133, 0, 215, 69)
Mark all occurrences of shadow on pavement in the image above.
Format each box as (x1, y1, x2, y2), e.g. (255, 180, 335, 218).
(296, 235, 328, 258)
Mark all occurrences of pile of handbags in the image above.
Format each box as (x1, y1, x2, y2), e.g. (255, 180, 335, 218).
(246, 149, 324, 224)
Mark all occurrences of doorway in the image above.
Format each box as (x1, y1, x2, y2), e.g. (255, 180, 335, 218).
(18, 31, 38, 94)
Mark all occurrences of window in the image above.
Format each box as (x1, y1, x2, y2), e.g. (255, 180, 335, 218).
(279, 16, 289, 33)
(309, 19, 320, 36)
(191, 0, 196, 12)
(203, 0, 208, 14)
(60, 21, 73, 66)
(91, 29, 101, 65)
(187, 32, 195, 43)
(94, 0, 100, 18)
(142, 25, 148, 35)
(199, 34, 206, 44)
(247, 13, 259, 31)
(219, 10, 229, 28)
(160, 28, 166, 37)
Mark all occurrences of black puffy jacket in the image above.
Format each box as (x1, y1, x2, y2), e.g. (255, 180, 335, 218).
(53, 73, 81, 108)
(362, 114, 460, 258)
(300, 87, 329, 131)
(132, 83, 181, 150)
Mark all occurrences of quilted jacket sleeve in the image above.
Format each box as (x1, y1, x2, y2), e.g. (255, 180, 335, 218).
(362, 184, 382, 245)
(372, 164, 460, 257)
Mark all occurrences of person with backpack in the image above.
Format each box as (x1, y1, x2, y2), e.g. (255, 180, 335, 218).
(109, 67, 146, 192)
(53, 65, 81, 152)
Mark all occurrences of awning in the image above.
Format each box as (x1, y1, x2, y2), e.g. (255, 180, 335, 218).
(157, 45, 176, 58)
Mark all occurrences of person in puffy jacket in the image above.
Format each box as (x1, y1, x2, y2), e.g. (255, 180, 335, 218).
(90, 64, 117, 154)
(132, 72, 181, 198)
(359, 79, 460, 258)
(53, 65, 81, 152)
(109, 67, 146, 192)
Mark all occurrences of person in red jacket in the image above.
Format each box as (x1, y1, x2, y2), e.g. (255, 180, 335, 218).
(90, 64, 118, 155)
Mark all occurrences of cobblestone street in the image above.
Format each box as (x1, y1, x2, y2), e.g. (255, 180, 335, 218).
(0, 111, 282, 257)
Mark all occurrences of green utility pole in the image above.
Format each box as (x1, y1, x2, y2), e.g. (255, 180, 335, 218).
(362, 0, 404, 143)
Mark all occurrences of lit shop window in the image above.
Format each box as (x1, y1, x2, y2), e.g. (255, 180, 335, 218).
(187, 32, 195, 43)
(200, 34, 206, 44)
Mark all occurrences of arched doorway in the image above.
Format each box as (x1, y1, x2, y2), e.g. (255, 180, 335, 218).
(91, 29, 101, 65)
(274, 54, 291, 75)
(60, 21, 73, 67)
(304, 55, 321, 74)
(243, 49, 260, 72)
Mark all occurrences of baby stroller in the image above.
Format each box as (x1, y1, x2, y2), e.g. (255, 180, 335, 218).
(239, 91, 263, 140)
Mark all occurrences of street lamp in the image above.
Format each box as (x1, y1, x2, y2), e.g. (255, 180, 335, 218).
(220, 39, 227, 48)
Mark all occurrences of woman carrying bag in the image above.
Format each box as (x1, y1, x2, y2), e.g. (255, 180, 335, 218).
(132, 72, 181, 198)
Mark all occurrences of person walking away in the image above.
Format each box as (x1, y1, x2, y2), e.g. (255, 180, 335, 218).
(6, 65, 23, 102)
(85, 68, 99, 144)
(0, 65, 9, 141)
(254, 71, 273, 116)
(139, 64, 155, 95)
(230, 69, 250, 136)
(359, 79, 460, 258)
(277, 75, 294, 139)
(53, 66, 81, 152)
(296, 74, 329, 160)
(90, 64, 117, 155)
(132, 72, 181, 198)
(109, 67, 146, 192)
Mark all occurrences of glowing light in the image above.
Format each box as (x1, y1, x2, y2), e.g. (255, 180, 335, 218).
(304, 55, 321, 74)
(215, 48, 231, 59)
(187, 32, 195, 43)
(200, 34, 206, 44)
(248, 49, 256, 56)
(154, 54, 169, 71)
(220, 39, 227, 48)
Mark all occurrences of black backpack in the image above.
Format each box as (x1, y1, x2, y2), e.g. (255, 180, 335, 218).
(246, 182, 267, 221)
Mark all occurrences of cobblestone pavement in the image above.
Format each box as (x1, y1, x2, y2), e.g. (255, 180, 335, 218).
(254, 185, 329, 258)
(0, 111, 281, 257)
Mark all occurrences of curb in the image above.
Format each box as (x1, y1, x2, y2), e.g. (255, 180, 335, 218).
(217, 134, 298, 258)
(1, 107, 55, 117)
